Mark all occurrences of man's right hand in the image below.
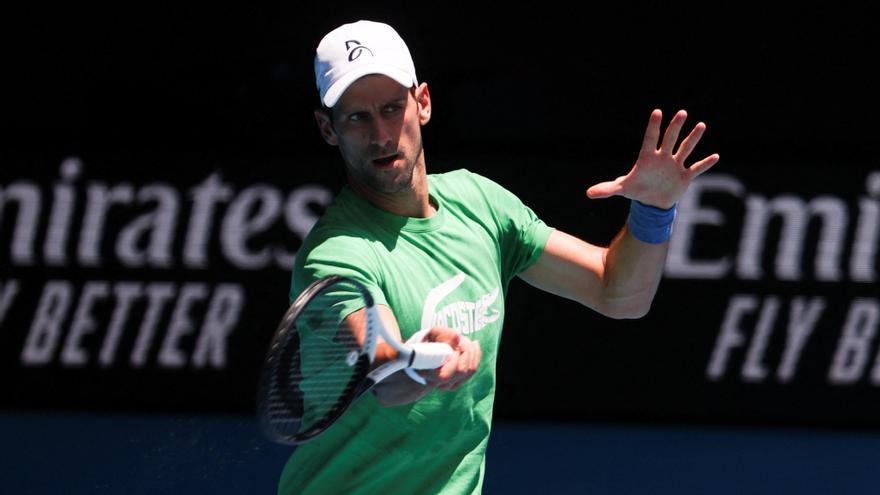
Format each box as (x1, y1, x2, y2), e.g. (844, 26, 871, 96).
(417, 327, 482, 391)
(370, 325, 482, 406)
(348, 305, 482, 406)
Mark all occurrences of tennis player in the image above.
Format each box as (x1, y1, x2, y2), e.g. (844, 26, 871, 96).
(279, 19, 719, 494)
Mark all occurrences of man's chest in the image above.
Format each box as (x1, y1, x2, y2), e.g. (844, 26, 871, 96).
(374, 220, 505, 343)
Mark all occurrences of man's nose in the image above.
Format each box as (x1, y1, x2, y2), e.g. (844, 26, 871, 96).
(370, 117, 394, 147)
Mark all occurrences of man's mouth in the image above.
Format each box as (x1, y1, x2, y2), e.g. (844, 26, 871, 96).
(372, 154, 399, 167)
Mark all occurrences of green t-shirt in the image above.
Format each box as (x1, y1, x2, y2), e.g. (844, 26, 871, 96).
(279, 169, 554, 495)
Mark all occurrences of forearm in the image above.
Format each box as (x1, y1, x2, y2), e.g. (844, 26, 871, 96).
(522, 109, 715, 319)
(600, 223, 670, 318)
(345, 307, 431, 406)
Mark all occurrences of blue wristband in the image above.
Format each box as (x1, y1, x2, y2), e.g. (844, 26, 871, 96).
(628, 200, 676, 244)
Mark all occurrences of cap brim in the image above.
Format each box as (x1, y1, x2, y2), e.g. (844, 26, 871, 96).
(322, 65, 416, 108)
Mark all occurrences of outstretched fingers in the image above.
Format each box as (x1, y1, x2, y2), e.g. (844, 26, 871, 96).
(640, 109, 663, 153)
(675, 121, 707, 163)
(588, 109, 718, 203)
(686, 153, 721, 179)
(660, 110, 688, 153)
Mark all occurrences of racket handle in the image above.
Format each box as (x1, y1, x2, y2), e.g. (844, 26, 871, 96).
(408, 342, 454, 369)
(401, 330, 453, 384)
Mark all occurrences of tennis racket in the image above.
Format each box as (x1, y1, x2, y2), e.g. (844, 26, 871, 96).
(257, 275, 454, 445)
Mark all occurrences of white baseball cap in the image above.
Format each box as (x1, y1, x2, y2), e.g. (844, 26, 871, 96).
(314, 20, 418, 108)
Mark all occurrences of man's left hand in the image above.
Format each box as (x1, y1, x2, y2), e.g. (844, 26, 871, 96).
(586, 109, 720, 209)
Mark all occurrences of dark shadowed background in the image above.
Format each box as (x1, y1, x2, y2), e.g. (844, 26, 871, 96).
(2, 3, 879, 493)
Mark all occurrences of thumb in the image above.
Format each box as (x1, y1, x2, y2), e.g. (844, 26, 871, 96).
(586, 176, 625, 199)
(425, 327, 460, 349)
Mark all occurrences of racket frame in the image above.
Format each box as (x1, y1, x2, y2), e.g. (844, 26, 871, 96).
(258, 276, 452, 445)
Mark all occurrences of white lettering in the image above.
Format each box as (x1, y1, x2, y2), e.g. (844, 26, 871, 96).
(277, 185, 332, 268)
(707, 295, 757, 380)
(667, 171, 879, 284)
(16, 281, 247, 369)
(777, 297, 826, 382)
(45, 157, 81, 265)
(222, 185, 282, 269)
(21, 281, 72, 365)
(738, 195, 848, 281)
(61, 282, 109, 366)
(742, 296, 780, 382)
(99, 282, 143, 367)
(117, 184, 179, 268)
(184, 174, 233, 268)
(158, 284, 209, 368)
(0, 159, 341, 270)
(192, 284, 244, 368)
(0, 279, 19, 325)
(78, 184, 134, 266)
(828, 299, 880, 384)
(130, 283, 176, 367)
(850, 171, 880, 282)
(0, 181, 41, 265)
(666, 175, 744, 278)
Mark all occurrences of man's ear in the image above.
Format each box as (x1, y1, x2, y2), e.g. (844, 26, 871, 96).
(414, 83, 431, 126)
(314, 109, 339, 146)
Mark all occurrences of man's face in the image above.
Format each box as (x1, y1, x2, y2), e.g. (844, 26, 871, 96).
(315, 74, 432, 196)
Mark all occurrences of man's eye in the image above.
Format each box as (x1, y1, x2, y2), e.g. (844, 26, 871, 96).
(383, 105, 402, 114)
(349, 113, 369, 122)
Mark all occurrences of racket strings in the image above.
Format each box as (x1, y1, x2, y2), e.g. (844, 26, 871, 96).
(263, 300, 366, 438)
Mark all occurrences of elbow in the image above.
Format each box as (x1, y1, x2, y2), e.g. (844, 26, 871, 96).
(603, 308, 650, 320)
(625, 304, 652, 319)
(597, 299, 652, 320)
(574, 284, 655, 320)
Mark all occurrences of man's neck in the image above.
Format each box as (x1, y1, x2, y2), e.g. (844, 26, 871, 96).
(349, 164, 435, 218)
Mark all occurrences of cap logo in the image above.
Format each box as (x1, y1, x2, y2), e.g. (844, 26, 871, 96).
(345, 40, 374, 62)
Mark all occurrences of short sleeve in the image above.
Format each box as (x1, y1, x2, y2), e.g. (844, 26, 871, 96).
(469, 173, 554, 283)
(290, 230, 388, 319)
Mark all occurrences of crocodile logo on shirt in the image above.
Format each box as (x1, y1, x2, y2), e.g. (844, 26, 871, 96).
(420, 273, 500, 335)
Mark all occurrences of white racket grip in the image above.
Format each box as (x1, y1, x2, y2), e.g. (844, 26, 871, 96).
(408, 342, 454, 369)
(403, 329, 450, 385)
